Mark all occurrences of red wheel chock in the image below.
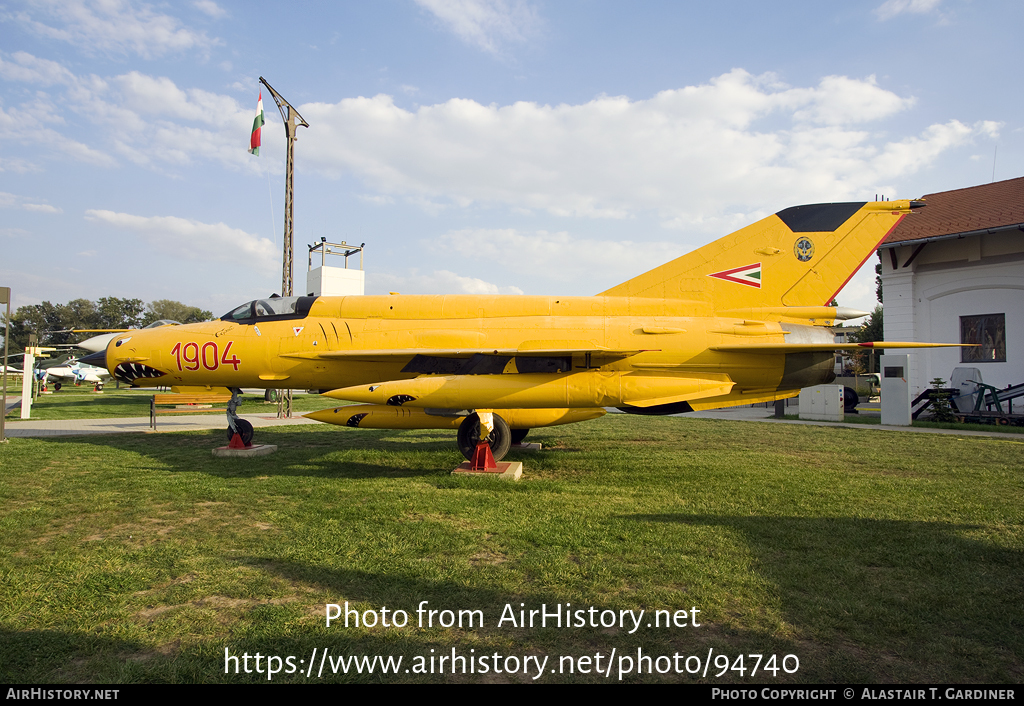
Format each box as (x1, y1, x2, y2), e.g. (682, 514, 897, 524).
(228, 433, 251, 450)
(469, 442, 497, 471)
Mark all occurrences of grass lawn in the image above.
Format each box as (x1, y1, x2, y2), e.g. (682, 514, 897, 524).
(1, 414, 1021, 684)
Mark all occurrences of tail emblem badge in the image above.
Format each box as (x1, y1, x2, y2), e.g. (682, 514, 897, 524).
(794, 237, 814, 262)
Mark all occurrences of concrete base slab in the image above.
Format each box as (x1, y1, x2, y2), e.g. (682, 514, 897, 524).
(452, 460, 522, 480)
(212, 444, 278, 458)
(510, 442, 541, 451)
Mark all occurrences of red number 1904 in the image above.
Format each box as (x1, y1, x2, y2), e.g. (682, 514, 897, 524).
(170, 341, 241, 372)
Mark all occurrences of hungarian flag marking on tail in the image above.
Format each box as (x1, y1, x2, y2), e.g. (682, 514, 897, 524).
(708, 263, 762, 288)
(248, 91, 264, 155)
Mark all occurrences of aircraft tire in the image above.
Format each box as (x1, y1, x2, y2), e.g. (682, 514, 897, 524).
(457, 413, 511, 462)
(227, 418, 255, 446)
(53, 382, 62, 391)
(510, 428, 529, 445)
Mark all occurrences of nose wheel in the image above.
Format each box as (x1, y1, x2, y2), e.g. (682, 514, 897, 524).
(457, 412, 511, 462)
(227, 418, 255, 446)
(225, 388, 254, 448)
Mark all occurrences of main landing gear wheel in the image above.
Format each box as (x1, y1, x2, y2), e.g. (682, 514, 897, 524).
(457, 413, 511, 462)
(227, 418, 255, 446)
(510, 428, 529, 445)
(53, 382, 62, 391)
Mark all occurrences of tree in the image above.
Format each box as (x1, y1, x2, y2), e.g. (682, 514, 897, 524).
(875, 250, 884, 304)
(849, 305, 884, 373)
(142, 300, 213, 325)
(4, 297, 210, 354)
(929, 378, 956, 423)
(851, 305, 883, 343)
(96, 297, 145, 329)
(7, 300, 98, 351)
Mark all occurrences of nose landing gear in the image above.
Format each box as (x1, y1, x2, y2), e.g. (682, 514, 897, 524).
(226, 388, 254, 449)
(457, 412, 512, 463)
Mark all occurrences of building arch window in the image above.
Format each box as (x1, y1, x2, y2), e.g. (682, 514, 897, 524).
(960, 313, 1006, 363)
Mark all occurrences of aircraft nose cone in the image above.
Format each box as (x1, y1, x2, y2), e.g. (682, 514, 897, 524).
(78, 350, 108, 370)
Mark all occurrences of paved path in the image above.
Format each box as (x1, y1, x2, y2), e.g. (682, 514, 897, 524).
(4, 403, 1022, 441)
(3, 411, 318, 438)
(678, 405, 1024, 440)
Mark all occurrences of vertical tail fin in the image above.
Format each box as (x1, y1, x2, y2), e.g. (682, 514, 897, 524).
(600, 201, 919, 310)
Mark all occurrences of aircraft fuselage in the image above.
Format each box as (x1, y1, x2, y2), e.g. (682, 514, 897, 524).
(103, 293, 834, 412)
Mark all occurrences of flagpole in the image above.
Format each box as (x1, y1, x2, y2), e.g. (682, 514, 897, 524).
(258, 77, 308, 419)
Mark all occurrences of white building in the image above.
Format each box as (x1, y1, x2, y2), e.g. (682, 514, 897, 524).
(879, 176, 1024, 397)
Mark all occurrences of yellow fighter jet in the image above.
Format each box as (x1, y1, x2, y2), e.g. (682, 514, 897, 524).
(83, 199, 958, 460)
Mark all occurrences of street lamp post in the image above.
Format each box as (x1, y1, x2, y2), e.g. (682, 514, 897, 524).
(259, 77, 308, 419)
(1, 286, 9, 443)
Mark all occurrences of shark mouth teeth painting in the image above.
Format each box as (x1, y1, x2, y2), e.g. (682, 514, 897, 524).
(114, 362, 166, 385)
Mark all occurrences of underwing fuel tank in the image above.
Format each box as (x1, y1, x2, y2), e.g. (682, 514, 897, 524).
(323, 371, 734, 410)
(305, 404, 606, 429)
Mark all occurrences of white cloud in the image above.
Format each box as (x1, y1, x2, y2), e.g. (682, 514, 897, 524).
(84, 209, 276, 271)
(0, 156, 42, 173)
(435, 228, 688, 285)
(22, 203, 62, 213)
(0, 191, 62, 213)
(299, 69, 993, 228)
(874, 0, 943, 21)
(192, 0, 227, 19)
(414, 0, 540, 54)
(0, 56, 263, 173)
(370, 268, 523, 295)
(0, 102, 117, 167)
(0, 62, 998, 230)
(13, 0, 220, 59)
(0, 227, 30, 238)
(0, 51, 75, 86)
(788, 75, 914, 125)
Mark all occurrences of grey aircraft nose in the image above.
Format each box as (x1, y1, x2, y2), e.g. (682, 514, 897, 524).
(78, 350, 108, 369)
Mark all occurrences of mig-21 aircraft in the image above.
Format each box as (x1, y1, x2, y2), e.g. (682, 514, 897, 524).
(81, 199, 960, 460)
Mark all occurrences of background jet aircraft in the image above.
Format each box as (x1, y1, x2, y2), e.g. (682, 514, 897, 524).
(83, 199, 960, 460)
(39, 358, 112, 390)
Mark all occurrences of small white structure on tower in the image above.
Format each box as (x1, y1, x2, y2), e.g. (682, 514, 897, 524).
(306, 239, 365, 296)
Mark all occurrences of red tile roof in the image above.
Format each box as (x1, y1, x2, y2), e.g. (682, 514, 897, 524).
(882, 176, 1024, 246)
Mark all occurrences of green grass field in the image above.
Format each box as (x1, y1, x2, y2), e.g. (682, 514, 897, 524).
(1, 414, 1021, 684)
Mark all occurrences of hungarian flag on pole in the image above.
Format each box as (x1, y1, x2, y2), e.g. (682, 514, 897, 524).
(248, 91, 264, 155)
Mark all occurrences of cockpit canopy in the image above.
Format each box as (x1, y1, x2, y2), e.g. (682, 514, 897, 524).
(221, 295, 318, 324)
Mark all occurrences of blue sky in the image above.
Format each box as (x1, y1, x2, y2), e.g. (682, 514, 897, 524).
(1, 0, 1019, 320)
